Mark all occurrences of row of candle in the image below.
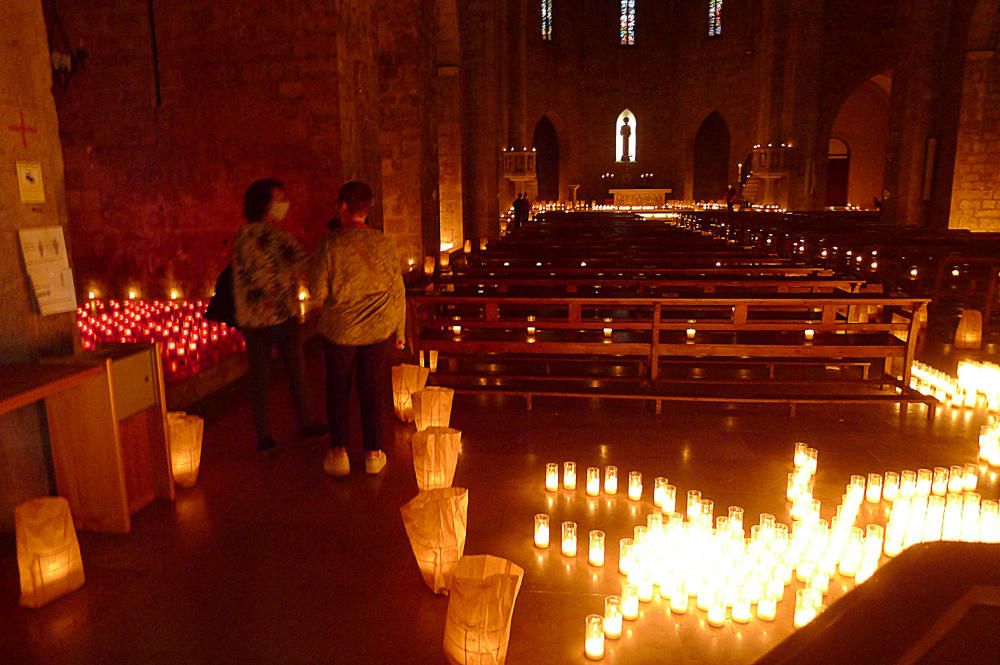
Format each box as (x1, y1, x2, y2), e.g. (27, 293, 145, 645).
(982, 420, 1000, 466)
(910, 361, 1000, 412)
(545, 462, 674, 504)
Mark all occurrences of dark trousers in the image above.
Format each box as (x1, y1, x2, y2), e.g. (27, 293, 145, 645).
(243, 318, 311, 440)
(323, 336, 393, 452)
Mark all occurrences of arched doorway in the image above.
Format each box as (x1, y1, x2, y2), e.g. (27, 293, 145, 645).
(825, 138, 850, 207)
(615, 109, 636, 163)
(693, 111, 730, 202)
(828, 74, 891, 208)
(533, 116, 560, 201)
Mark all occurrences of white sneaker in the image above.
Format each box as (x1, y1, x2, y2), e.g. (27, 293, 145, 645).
(365, 450, 387, 475)
(323, 447, 350, 477)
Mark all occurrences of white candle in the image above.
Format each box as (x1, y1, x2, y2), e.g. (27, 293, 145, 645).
(584, 615, 604, 660)
(589, 530, 605, 567)
(586, 467, 600, 496)
(653, 477, 668, 508)
(603, 327, 613, 338)
(628, 471, 642, 501)
(732, 597, 752, 623)
(604, 466, 618, 494)
(527, 326, 536, 335)
(621, 582, 639, 620)
(534, 514, 550, 549)
(451, 324, 462, 336)
(883, 471, 900, 501)
(707, 601, 727, 627)
(804, 328, 815, 341)
(563, 461, 577, 490)
(757, 597, 777, 621)
(604, 596, 622, 639)
(618, 537, 633, 576)
(794, 588, 821, 628)
(545, 463, 559, 492)
(866, 473, 883, 503)
(562, 521, 577, 557)
(669, 585, 689, 614)
(686, 328, 696, 340)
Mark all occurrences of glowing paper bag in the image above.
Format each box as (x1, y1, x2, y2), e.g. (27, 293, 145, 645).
(16, 497, 86, 608)
(412, 427, 462, 490)
(401, 487, 469, 594)
(955, 309, 983, 350)
(443, 555, 525, 665)
(393, 364, 431, 422)
(413, 386, 455, 432)
(168, 411, 204, 488)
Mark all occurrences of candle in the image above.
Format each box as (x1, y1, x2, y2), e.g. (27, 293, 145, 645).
(686, 328, 696, 340)
(439, 251, 451, 270)
(545, 463, 559, 492)
(527, 326, 536, 335)
(462, 239, 472, 254)
(916, 468, 932, 496)
(423, 256, 435, 276)
(603, 327, 613, 338)
(584, 615, 604, 660)
(707, 599, 727, 627)
(604, 466, 618, 495)
(604, 596, 622, 639)
(452, 324, 462, 336)
(901, 470, 917, 498)
(669, 582, 689, 614)
(794, 588, 821, 628)
(534, 514, 550, 549)
(621, 582, 639, 620)
(757, 597, 777, 621)
(479, 236, 488, 251)
(563, 461, 577, 490)
(662, 485, 677, 513)
(589, 530, 605, 566)
(628, 471, 642, 501)
(635, 573, 654, 603)
(562, 521, 577, 557)
(586, 467, 601, 496)
(804, 328, 815, 341)
(963, 463, 979, 491)
(732, 596, 752, 624)
(794, 442, 809, 467)
(686, 490, 702, 521)
(948, 466, 964, 493)
(866, 473, 883, 503)
(883, 471, 900, 501)
(618, 538, 633, 575)
(653, 477, 668, 508)
(932, 467, 949, 496)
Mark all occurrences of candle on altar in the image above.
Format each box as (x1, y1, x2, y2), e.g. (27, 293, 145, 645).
(586, 467, 600, 496)
(866, 473, 883, 503)
(963, 463, 979, 491)
(563, 461, 577, 490)
(604, 596, 622, 639)
(628, 471, 642, 501)
(621, 582, 639, 620)
(604, 466, 618, 495)
(562, 521, 577, 557)
(534, 514, 550, 549)
(663, 485, 677, 513)
(545, 463, 559, 492)
(584, 615, 604, 660)
(589, 530, 605, 567)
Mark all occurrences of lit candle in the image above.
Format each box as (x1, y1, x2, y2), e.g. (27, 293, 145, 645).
(621, 582, 639, 620)
(731, 595, 752, 624)
(603, 327, 613, 338)
(916, 469, 932, 496)
(883, 471, 900, 501)
(604, 596, 622, 639)
(757, 597, 777, 621)
(663, 484, 677, 513)
(794, 588, 821, 628)
(452, 324, 462, 336)
(932, 467, 949, 496)
(479, 236, 488, 251)
(963, 463, 979, 491)
(901, 470, 917, 498)
(527, 326, 536, 336)
(439, 251, 451, 271)
(604, 466, 618, 495)
(562, 521, 577, 557)
(686, 328, 696, 340)
(423, 256, 435, 276)
(628, 471, 642, 501)
(589, 530, 605, 567)
(948, 465, 964, 493)
(545, 463, 559, 492)
(804, 328, 815, 341)
(563, 461, 577, 490)
(686, 489, 702, 521)
(534, 514, 550, 549)
(707, 598, 727, 627)
(794, 442, 808, 467)
(618, 538, 633, 575)
(669, 582, 689, 614)
(586, 467, 601, 496)
(584, 615, 604, 660)
(463, 239, 472, 254)
(866, 473, 883, 503)
(653, 477, 668, 508)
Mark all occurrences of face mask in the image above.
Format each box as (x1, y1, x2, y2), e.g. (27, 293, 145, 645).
(269, 200, 290, 221)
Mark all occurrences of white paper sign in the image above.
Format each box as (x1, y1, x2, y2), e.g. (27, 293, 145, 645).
(18, 226, 77, 316)
(16, 161, 45, 204)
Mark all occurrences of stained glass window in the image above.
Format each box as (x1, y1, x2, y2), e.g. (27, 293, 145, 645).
(541, 0, 553, 41)
(708, 0, 723, 37)
(620, 1, 636, 46)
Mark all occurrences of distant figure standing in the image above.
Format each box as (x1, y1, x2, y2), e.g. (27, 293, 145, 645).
(310, 181, 406, 477)
(725, 185, 736, 211)
(232, 178, 325, 452)
(512, 193, 524, 229)
(620, 117, 632, 162)
(517, 192, 531, 228)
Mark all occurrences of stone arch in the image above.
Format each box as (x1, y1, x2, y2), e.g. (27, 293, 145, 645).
(532, 115, 560, 201)
(827, 74, 891, 208)
(692, 111, 730, 202)
(616, 109, 636, 163)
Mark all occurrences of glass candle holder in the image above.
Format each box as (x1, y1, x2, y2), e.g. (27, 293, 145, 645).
(628, 471, 642, 501)
(686, 328, 696, 340)
(534, 514, 550, 549)
(963, 463, 979, 492)
(687, 490, 702, 521)
(700, 499, 715, 527)
(732, 594, 752, 624)
(604, 466, 618, 495)
(663, 485, 677, 513)
(618, 537, 634, 576)
(901, 470, 917, 498)
(794, 588, 822, 628)
(948, 465, 965, 493)
(707, 597, 727, 627)
(653, 477, 669, 508)
(586, 467, 601, 496)
(916, 468, 932, 496)
(451, 324, 462, 336)
(584, 614, 604, 660)
(669, 581, 689, 614)
(604, 596, 622, 639)
(545, 463, 559, 492)
(589, 530, 606, 567)
(562, 521, 577, 557)
(564, 461, 577, 490)
(805, 448, 819, 475)
(866, 473, 883, 503)
(757, 596, 777, 621)
(883, 471, 900, 502)
(804, 328, 815, 341)
(932, 467, 949, 496)
(728, 506, 745, 535)
(621, 582, 639, 620)
(794, 442, 809, 467)
(603, 327, 613, 338)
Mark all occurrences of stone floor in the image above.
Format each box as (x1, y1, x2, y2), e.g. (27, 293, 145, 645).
(1, 346, 996, 664)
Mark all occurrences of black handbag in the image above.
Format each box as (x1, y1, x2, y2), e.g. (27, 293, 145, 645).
(204, 264, 238, 328)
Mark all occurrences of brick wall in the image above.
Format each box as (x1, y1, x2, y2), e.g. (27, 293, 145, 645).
(949, 51, 1000, 232)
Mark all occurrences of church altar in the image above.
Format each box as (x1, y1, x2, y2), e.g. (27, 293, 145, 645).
(609, 188, 672, 207)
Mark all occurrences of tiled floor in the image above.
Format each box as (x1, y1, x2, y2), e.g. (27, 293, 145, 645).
(0, 347, 996, 664)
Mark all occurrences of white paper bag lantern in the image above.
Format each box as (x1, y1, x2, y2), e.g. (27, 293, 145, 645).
(413, 386, 455, 432)
(443, 555, 524, 665)
(15, 497, 85, 608)
(955, 309, 983, 349)
(401, 488, 469, 594)
(393, 364, 431, 422)
(412, 427, 462, 490)
(168, 411, 204, 488)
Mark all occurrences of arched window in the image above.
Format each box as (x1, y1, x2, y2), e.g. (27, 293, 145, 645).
(708, 0, 723, 37)
(616, 110, 636, 163)
(540, 0, 553, 41)
(620, 1, 636, 46)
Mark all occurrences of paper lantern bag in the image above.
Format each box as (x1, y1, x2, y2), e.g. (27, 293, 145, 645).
(16, 497, 85, 608)
(955, 309, 983, 350)
(413, 427, 462, 490)
(168, 411, 204, 488)
(413, 387, 455, 432)
(443, 555, 525, 665)
(393, 364, 431, 422)
(401, 488, 468, 594)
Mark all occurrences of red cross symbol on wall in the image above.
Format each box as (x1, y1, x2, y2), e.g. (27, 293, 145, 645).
(7, 111, 38, 149)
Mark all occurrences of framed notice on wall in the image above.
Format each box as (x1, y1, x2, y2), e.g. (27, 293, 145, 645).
(16, 161, 45, 204)
(18, 226, 77, 316)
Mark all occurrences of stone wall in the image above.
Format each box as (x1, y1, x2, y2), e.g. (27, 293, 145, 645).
(949, 51, 1000, 232)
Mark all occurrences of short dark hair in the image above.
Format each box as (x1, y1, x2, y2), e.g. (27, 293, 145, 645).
(243, 178, 284, 222)
(338, 181, 373, 214)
